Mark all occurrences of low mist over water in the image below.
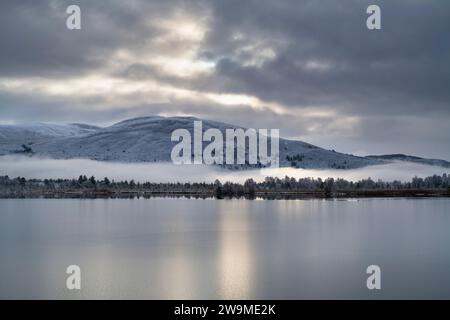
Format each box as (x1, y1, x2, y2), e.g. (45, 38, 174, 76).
(0, 155, 447, 183)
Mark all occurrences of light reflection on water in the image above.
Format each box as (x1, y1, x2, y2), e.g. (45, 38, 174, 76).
(1, 198, 450, 299)
(218, 200, 253, 299)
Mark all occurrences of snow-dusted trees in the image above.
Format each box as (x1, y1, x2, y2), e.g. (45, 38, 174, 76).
(0, 173, 449, 198)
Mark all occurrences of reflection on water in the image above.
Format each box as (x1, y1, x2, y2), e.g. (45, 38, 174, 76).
(1, 198, 450, 299)
(218, 200, 253, 299)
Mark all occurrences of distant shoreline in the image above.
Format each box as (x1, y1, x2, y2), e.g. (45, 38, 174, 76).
(1, 189, 449, 200)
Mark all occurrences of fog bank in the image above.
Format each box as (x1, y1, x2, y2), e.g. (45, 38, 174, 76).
(0, 156, 448, 183)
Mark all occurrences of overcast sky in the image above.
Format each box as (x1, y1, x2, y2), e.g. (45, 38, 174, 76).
(0, 0, 449, 159)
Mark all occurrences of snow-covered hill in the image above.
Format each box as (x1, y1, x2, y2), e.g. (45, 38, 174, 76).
(0, 122, 100, 155)
(366, 154, 450, 168)
(0, 116, 387, 169)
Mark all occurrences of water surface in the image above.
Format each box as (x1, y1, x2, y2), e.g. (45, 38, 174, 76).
(0, 198, 449, 299)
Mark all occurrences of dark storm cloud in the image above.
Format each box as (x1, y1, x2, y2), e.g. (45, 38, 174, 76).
(0, 0, 449, 159)
(0, 0, 109, 77)
(199, 0, 450, 116)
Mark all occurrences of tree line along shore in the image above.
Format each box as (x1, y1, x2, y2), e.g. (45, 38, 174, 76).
(1, 174, 450, 199)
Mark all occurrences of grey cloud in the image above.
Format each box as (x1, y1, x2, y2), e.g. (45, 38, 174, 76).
(0, 0, 203, 77)
(200, 0, 450, 116)
(0, 0, 449, 159)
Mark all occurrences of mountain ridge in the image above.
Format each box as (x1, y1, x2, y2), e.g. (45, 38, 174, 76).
(366, 154, 450, 168)
(0, 116, 447, 170)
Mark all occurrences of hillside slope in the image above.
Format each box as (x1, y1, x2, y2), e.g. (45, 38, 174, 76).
(1, 116, 380, 169)
(0, 122, 100, 155)
(366, 154, 450, 168)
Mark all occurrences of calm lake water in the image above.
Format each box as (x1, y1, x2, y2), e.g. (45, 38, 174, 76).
(1, 198, 450, 299)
